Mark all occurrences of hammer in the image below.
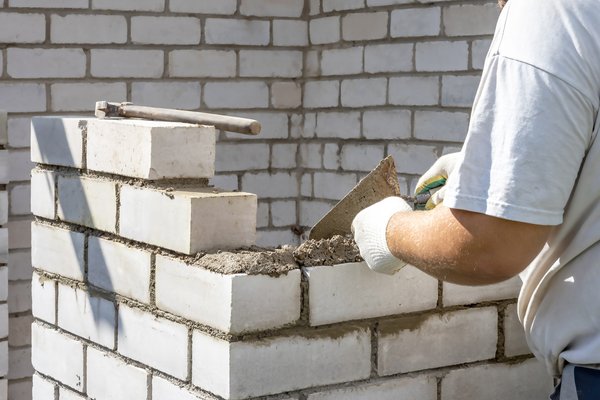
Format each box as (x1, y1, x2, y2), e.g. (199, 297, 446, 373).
(95, 101, 261, 135)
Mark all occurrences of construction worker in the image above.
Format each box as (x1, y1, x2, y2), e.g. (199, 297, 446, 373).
(352, 0, 600, 398)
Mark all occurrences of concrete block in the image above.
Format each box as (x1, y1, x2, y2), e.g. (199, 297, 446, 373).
(415, 111, 469, 142)
(342, 12, 388, 41)
(8, 250, 32, 281)
(205, 19, 269, 46)
(88, 237, 151, 303)
(32, 374, 56, 400)
(341, 78, 386, 107)
(240, 0, 304, 17)
(32, 323, 84, 391)
(323, 0, 364, 12)
(378, 307, 498, 375)
(57, 175, 117, 233)
(93, 0, 164, 10)
(132, 16, 201, 45)
(8, 314, 33, 347)
(316, 112, 361, 139)
(307, 375, 437, 399)
(391, 8, 441, 37)
(86, 118, 215, 179)
(341, 144, 385, 172)
(32, 272, 55, 324)
(51, 83, 127, 112)
(321, 47, 363, 76)
(303, 80, 339, 109)
(504, 303, 530, 357)
(117, 305, 188, 379)
(242, 172, 297, 198)
(271, 82, 302, 109)
(120, 186, 256, 254)
(31, 117, 84, 168)
(306, 263, 438, 326)
(388, 144, 438, 175)
(204, 81, 269, 109)
(0, 84, 46, 113)
(8, 280, 31, 313)
(442, 75, 481, 107)
(192, 327, 371, 399)
(87, 347, 148, 400)
(51, 14, 126, 44)
(156, 256, 301, 333)
(444, 3, 499, 37)
(8, 347, 33, 379)
(416, 41, 468, 72)
(0, 13, 45, 43)
(240, 50, 303, 78)
(472, 39, 493, 70)
(57, 284, 115, 348)
(11, 183, 31, 216)
(443, 275, 521, 306)
(363, 110, 411, 140)
(310, 16, 340, 45)
(441, 359, 553, 400)
(91, 49, 164, 78)
(365, 43, 412, 73)
(169, 0, 235, 14)
(8, 48, 85, 79)
(30, 170, 55, 220)
(273, 20, 308, 47)
(31, 222, 85, 280)
(169, 50, 236, 78)
(389, 76, 439, 106)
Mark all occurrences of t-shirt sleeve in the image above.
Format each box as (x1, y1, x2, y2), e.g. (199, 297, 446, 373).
(444, 55, 596, 225)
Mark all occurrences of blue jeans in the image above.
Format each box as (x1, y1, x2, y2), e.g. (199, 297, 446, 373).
(550, 365, 600, 400)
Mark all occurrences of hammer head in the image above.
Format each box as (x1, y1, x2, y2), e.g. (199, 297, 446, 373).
(95, 101, 126, 118)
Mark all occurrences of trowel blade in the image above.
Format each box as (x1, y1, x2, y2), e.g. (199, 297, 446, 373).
(309, 156, 402, 240)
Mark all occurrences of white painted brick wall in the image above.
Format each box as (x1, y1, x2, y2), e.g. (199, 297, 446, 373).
(378, 307, 498, 375)
(131, 16, 201, 45)
(50, 15, 127, 44)
(306, 263, 438, 326)
(192, 327, 372, 399)
(87, 347, 148, 400)
(31, 223, 85, 281)
(117, 305, 188, 379)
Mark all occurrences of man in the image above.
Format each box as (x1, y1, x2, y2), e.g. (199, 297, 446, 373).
(352, 0, 600, 398)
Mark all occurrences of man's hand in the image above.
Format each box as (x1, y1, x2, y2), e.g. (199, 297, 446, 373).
(351, 197, 413, 275)
(415, 152, 462, 210)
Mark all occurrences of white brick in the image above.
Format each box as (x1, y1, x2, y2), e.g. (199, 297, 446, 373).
(215, 143, 269, 172)
(7, 219, 30, 250)
(156, 256, 301, 333)
(10, 0, 86, 7)
(152, 376, 204, 400)
(8, 314, 33, 347)
(0, 84, 45, 113)
(86, 118, 216, 179)
(169, 50, 236, 78)
(240, 0, 304, 17)
(31, 222, 85, 281)
(51, 83, 126, 112)
(307, 263, 437, 326)
(341, 78, 387, 107)
(0, 303, 6, 338)
(32, 323, 84, 391)
(242, 172, 297, 198)
(32, 374, 56, 400)
(443, 275, 521, 306)
(0, 13, 45, 43)
(7, 117, 31, 148)
(391, 8, 441, 37)
(91, 49, 164, 78)
(59, 388, 86, 400)
(9, 149, 35, 181)
(204, 82, 269, 109)
(504, 303, 530, 357)
(224, 111, 289, 140)
(308, 375, 437, 400)
(51, 15, 127, 44)
(205, 19, 270, 45)
(93, 0, 164, 11)
(472, 39, 493, 70)
(132, 16, 201, 45)
(31, 272, 55, 323)
(271, 200, 296, 226)
(192, 327, 371, 398)
(31, 117, 84, 168)
(273, 20, 308, 46)
(0, 342, 6, 376)
(170, 0, 235, 14)
(363, 110, 411, 140)
(0, 268, 5, 302)
(0, 151, 7, 184)
(313, 172, 356, 200)
(120, 186, 256, 254)
(211, 175, 239, 191)
(441, 359, 553, 400)
(364, 43, 412, 73)
(87, 347, 148, 400)
(8, 48, 85, 79)
(271, 81, 302, 109)
(88, 237, 151, 303)
(388, 144, 438, 175)
(240, 50, 303, 78)
(272, 143, 298, 169)
(323, 0, 364, 12)
(57, 176, 117, 233)
(305, 50, 320, 77)
(310, 16, 340, 45)
(367, 0, 414, 5)
(341, 144, 385, 172)
(57, 284, 115, 348)
(316, 112, 361, 139)
(301, 174, 312, 196)
(8, 347, 33, 379)
(0, 192, 6, 225)
(444, 3, 499, 37)
(256, 202, 269, 228)
(0, 111, 6, 145)
(323, 143, 340, 170)
(30, 171, 54, 220)
(299, 143, 322, 169)
(256, 229, 300, 247)
(132, 81, 201, 110)
(7, 380, 31, 400)
(342, 12, 388, 41)
(416, 41, 468, 72)
(442, 75, 481, 107)
(8, 250, 31, 281)
(0, 381, 4, 400)
(389, 76, 439, 106)
(8, 280, 31, 313)
(415, 111, 469, 142)
(321, 47, 363, 76)
(378, 307, 498, 375)
(304, 80, 339, 109)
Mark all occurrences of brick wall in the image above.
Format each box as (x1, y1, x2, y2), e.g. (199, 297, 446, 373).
(0, 112, 8, 399)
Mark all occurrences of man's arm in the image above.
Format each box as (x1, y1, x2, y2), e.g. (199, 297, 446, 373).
(385, 206, 552, 285)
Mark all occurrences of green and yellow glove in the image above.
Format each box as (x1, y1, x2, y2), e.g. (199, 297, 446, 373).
(415, 152, 461, 210)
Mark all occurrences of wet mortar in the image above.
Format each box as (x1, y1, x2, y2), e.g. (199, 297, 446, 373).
(293, 234, 363, 267)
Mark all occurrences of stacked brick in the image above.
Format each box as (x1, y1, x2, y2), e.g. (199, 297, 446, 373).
(0, 111, 9, 399)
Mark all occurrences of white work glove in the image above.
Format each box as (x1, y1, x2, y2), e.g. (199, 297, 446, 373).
(351, 196, 413, 275)
(415, 152, 462, 210)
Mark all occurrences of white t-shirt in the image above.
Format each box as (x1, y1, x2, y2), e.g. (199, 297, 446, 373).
(444, 0, 600, 377)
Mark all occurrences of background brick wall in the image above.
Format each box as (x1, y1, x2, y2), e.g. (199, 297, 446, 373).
(0, 0, 502, 397)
